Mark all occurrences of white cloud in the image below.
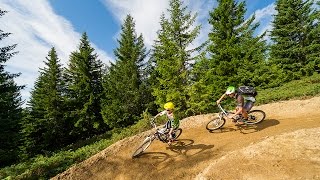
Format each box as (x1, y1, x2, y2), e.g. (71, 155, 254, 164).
(183, 0, 215, 50)
(103, 0, 215, 49)
(103, 0, 170, 46)
(252, 3, 276, 39)
(0, 0, 113, 106)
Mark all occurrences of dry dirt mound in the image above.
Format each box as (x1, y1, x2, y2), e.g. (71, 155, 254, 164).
(196, 128, 320, 179)
(53, 97, 320, 180)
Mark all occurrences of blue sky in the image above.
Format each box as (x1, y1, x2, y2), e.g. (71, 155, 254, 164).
(49, 0, 118, 56)
(0, 0, 276, 106)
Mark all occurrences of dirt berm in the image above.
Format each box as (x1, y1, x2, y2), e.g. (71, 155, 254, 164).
(53, 97, 320, 180)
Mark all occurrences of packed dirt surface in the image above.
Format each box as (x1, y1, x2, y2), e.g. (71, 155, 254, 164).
(53, 97, 320, 180)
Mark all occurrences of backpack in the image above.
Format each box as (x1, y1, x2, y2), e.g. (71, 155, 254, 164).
(237, 86, 257, 97)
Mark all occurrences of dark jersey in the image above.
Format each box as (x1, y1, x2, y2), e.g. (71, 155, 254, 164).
(235, 93, 256, 108)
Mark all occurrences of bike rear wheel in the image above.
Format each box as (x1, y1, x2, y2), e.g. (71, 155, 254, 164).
(206, 117, 225, 131)
(245, 110, 266, 125)
(132, 135, 154, 158)
(173, 128, 182, 139)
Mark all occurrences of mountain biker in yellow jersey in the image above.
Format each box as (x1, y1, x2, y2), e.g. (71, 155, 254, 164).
(216, 86, 256, 125)
(153, 102, 179, 145)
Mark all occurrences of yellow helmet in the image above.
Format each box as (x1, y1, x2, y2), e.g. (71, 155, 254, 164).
(164, 102, 174, 110)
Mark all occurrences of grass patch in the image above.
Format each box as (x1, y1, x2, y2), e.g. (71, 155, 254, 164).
(1, 74, 320, 179)
(0, 112, 160, 180)
(256, 74, 320, 105)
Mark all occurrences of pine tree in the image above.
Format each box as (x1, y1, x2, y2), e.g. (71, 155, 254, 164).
(151, 0, 203, 118)
(65, 33, 106, 138)
(102, 15, 148, 128)
(0, 9, 24, 166)
(188, 0, 268, 114)
(270, 0, 314, 78)
(306, 1, 320, 73)
(21, 47, 67, 157)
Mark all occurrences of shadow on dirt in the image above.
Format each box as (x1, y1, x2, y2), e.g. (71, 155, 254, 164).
(171, 139, 194, 147)
(132, 152, 170, 164)
(208, 126, 237, 133)
(238, 119, 280, 134)
(132, 139, 214, 161)
(207, 119, 280, 134)
(166, 139, 215, 157)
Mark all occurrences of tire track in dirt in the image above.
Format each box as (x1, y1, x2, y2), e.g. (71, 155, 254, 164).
(53, 97, 320, 180)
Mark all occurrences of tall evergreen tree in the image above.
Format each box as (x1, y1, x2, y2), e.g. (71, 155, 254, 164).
(270, 0, 314, 78)
(151, 0, 203, 117)
(21, 47, 67, 157)
(65, 33, 106, 138)
(0, 9, 24, 166)
(187, 0, 268, 114)
(306, 1, 320, 73)
(102, 15, 148, 128)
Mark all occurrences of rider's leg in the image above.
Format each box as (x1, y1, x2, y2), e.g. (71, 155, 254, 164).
(167, 120, 174, 145)
(243, 101, 254, 119)
(232, 107, 240, 123)
(168, 127, 174, 139)
(242, 109, 248, 119)
(160, 120, 171, 133)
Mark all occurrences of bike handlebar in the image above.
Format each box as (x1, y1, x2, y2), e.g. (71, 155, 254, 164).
(150, 118, 157, 129)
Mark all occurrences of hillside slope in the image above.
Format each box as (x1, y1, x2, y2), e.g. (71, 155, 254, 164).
(53, 97, 320, 180)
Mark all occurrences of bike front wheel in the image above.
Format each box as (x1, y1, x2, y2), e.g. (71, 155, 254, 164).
(245, 110, 266, 125)
(132, 135, 154, 158)
(206, 117, 225, 131)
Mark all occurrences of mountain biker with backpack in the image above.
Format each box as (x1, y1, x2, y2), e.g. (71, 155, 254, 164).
(216, 86, 257, 125)
(153, 102, 180, 145)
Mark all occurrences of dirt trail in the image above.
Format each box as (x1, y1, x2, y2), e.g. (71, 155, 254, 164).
(53, 97, 320, 180)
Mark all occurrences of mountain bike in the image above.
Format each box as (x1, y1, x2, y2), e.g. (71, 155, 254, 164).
(206, 104, 266, 131)
(132, 119, 182, 158)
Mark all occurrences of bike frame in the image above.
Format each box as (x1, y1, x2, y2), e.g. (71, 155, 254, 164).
(218, 104, 265, 124)
(150, 118, 180, 142)
(217, 104, 230, 119)
(206, 104, 266, 131)
(149, 119, 168, 141)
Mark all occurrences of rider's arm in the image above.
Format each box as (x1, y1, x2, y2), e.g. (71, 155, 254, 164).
(154, 110, 166, 119)
(216, 93, 227, 104)
(230, 95, 244, 118)
(231, 107, 243, 118)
